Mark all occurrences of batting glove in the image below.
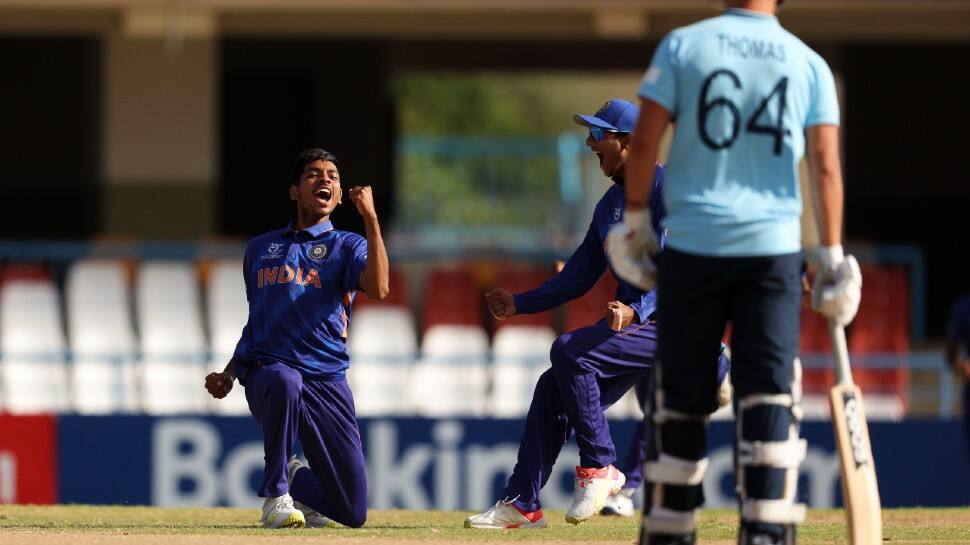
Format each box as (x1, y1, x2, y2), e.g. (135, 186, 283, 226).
(811, 245, 863, 326)
(606, 208, 660, 290)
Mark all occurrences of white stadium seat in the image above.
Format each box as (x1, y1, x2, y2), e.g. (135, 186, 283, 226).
(488, 325, 556, 417)
(347, 305, 417, 416)
(410, 324, 490, 417)
(66, 260, 139, 414)
(0, 279, 69, 413)
(137, 261, 208, 414)
(206, 260, 251, 415)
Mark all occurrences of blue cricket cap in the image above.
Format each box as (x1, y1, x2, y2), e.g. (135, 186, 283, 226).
(573, 99, 639, 133)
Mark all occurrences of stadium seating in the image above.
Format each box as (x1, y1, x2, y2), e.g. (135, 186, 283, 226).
(410, 324, 490, 416)
(347, 305, 418, 416)
(492, 266, 555, 330)
(421, 267, 482, 331)
(564, 271, 618, 332)
(0, 265, 70, 413)
(66, 260, 139, 414)
(206, 260, 251, 415)
(136, 261, 208, 414)
(488, 325, 557, 417)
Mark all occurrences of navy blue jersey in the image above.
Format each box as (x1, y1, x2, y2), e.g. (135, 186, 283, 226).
(514, 165, 667, 322)
(232, 220, 368, 380)
(948, 293, 970, 355)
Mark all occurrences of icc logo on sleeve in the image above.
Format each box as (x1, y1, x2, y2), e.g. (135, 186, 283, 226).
(309, 244, 328, 260)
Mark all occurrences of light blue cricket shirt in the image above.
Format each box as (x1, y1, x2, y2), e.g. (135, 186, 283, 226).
(638, 8, 840, 257)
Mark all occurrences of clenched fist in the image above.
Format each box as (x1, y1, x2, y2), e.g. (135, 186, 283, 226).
(485, 288, 516, 320)
(606, 301, 635, 331)
(348, 186, 377, 218)
(205, 371, 234, 399)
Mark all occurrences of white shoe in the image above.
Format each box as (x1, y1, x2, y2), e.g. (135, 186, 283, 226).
(464, 498, 547, 529)
(260, 493, 305, 528)
(600, 488, 635, 517)
(565, 465, 626, 524)
(287, 457, 333, 528)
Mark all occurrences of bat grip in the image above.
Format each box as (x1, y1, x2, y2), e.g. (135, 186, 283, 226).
(828, 319, 855, 387)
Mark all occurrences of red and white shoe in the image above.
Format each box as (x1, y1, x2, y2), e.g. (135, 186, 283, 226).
(464, 498, 547, 529)
(565, 464, 626, 524)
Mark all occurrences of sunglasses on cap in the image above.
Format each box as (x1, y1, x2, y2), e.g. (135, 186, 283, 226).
(588, 127, 626, 142)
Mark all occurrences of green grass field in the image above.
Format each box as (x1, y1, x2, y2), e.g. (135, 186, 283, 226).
(0, 506, 968, 544)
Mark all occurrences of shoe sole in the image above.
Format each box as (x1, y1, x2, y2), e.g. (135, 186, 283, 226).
(464, 519, 547, 529)
(262, 513, 306, 529)
(600, 507, 634, 518)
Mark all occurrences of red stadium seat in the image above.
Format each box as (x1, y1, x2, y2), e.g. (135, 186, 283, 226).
(353, 266, 409, 308)
(563, 271, 618, 333)
(422, 267, 482, 330)
(0, 262, 51, 284)
(493, 265, 555, 330)
(849, 265, 910, 353)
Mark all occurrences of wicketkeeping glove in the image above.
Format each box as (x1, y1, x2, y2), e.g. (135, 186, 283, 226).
(606, 208, 660, 290)
(811, 245, 862, 326)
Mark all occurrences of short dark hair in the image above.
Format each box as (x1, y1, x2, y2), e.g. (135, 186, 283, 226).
(290, 148, 340, 186)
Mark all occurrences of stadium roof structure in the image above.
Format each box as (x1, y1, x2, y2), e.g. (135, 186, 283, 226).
(0, 0, 967, 42)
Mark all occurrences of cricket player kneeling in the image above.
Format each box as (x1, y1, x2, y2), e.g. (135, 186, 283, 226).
(205, 148, 389, 530)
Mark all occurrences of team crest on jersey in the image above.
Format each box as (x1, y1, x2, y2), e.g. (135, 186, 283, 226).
(614, 207, 622, 221)
(261, 242, 285, 259)
(309, 244, 327, 260)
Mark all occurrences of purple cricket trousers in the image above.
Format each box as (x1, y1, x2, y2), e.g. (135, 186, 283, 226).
(502, 318, 658, 512)
(241, 362, 367, 528)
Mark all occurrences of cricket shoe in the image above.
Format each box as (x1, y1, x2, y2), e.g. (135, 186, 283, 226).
(260, 493, 305, 529)
(600, 487, 635, 517)
(287, 457, 333, 528)
(565, 465, 626, 524)
(464, 498, 547, 529)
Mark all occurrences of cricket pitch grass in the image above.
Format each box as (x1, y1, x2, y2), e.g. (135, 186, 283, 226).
(1, 506, 969, 545)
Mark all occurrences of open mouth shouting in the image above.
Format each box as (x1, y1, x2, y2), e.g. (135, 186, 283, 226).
(313, 184, 334, 207)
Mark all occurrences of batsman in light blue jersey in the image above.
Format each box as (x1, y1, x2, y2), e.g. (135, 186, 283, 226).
(607, 2, 862, 545)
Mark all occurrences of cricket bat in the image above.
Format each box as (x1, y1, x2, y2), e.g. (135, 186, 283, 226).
(827, 320, 882, 544)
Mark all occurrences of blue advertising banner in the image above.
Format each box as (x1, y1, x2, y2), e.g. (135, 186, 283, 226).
(58, 417, 970, 509)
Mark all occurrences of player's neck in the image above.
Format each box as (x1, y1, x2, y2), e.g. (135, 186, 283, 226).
(295, 209, 331, 231)
(725, 0, 776, 15)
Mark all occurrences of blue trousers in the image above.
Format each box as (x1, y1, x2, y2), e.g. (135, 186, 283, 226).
(242, 362, 367, 528)
(650, 248, 802, 530)
(502, 318, 658, 512)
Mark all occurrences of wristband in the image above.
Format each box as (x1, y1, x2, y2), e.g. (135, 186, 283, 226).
(816, 244, 844, 270)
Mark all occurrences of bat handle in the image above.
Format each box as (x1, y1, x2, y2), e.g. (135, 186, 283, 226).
(827, 319, 855, 387)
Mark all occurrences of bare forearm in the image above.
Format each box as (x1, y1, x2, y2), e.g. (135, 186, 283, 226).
(808, 125, 844, 247)
(361, 213, 390, 300)
(627, 99, 671, 209)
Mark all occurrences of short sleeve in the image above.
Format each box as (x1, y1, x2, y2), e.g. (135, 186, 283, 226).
(806, 53, 840, 127)
(638, 33, 680, 115)
(342, 235, 368, 294)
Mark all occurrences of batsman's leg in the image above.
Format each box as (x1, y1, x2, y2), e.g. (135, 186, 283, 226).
(731, 253, 805, 545)
(640, 249, 729, 545)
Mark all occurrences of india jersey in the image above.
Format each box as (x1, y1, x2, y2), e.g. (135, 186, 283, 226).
(638, 8, 840, 257)
(232, 220, 368, 379)
(514, 166, 666, 322)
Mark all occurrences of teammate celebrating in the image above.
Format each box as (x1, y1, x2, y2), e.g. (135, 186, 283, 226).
(205, 148, 389, 529)
(464, 99, 729, 530)
(608, 1, 861, 544)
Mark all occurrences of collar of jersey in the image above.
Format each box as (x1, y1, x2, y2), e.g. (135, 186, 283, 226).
(285, 219, 334, 239)
(725, 8, 778, 22)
